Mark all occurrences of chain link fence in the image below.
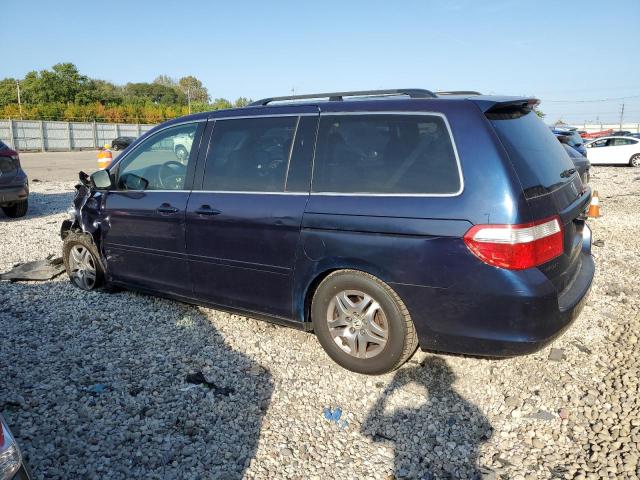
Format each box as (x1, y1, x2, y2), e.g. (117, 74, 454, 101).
(0, 120, 156, 151)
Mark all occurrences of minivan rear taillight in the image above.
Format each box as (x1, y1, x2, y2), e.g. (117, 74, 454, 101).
(464, 216, 563, 270)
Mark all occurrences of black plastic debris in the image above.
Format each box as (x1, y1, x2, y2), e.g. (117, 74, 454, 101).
(185, 371, 234, 396)
(0, 256, 65, 282)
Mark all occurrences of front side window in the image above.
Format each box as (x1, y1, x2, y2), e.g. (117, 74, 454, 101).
(116, 123, 198, 190)
(312, 114, 461, 194)
(588, 139, 609, 148)
(202, 117, 297, 192)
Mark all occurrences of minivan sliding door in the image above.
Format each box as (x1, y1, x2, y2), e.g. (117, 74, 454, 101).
(186, 112, 317, 318)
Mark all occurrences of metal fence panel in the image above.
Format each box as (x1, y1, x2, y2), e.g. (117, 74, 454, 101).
(43, 121, 69, 151)
(96, 123, 119, 148)
(0, 121, 11, 148)
(13, 121, 42, 151)
(118, 124, 138, 137)
(70, 122, 95, 149)
(0, 120, 156, 151)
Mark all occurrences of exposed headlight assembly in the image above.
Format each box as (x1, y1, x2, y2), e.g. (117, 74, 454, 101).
(0, 415, 22, 480)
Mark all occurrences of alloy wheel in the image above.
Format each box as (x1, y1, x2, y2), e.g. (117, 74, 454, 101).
(69, 245, 97, 290)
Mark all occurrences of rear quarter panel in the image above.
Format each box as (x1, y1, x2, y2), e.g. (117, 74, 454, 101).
(292, 101, 529, 323)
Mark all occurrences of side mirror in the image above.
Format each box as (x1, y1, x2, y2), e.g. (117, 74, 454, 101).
(90, 169, 113, 190)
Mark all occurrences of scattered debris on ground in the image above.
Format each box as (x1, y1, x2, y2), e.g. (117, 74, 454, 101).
(0, 255, 64, 281)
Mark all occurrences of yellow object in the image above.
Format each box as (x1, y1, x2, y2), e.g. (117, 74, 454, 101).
(97, 147, 113, 170)
(104, 143, 110, 149)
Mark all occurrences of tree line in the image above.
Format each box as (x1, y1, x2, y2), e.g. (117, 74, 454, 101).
(0, 63, 251, 123)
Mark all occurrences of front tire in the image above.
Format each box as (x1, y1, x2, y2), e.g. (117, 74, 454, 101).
(311, 269, 418, 375)
(63, 232, 105, 291)
(630, 154, 640, 167)
(1, 199, 28, 218)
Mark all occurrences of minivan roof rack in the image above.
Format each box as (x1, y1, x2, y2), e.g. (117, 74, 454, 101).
(249, 89, 437, 106)
(435, 90, 482, 96)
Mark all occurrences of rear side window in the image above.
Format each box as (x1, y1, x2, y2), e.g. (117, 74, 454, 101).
(312, 114, 461, 194)
(203, 117, 297, 192)
(490, 111, 577, 198)
(612, 138, 637, 146)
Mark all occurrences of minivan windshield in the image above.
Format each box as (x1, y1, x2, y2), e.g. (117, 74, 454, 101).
(490, 111, 577, 198)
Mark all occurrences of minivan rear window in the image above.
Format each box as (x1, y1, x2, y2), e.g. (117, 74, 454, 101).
(490, 111, 578, 198)
(312, 114, 461, 195)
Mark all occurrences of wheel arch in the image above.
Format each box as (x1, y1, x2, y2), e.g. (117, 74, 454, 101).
(296, 259, 392, 327)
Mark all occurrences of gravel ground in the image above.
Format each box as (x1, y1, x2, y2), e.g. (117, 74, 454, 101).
(0, 167, 639, 480)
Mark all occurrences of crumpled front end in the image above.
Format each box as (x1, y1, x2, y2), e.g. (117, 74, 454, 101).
(60, 172, 111, 275)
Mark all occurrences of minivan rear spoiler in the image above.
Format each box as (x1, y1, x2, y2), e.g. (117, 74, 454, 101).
(471, 96, 540, 113)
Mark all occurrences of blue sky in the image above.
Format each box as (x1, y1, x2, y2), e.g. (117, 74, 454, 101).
(3, 0, 639, 124)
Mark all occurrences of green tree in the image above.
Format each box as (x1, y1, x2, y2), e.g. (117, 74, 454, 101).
(19, 63, 93, 104)
(91, 80, 124, 104)
(178, 76, 210, 103)
(211, 98, 233, 110)
(0, 78, 19, 107)
(153, 74, 177, 88)
(234, 97, 252, 107)
(124, 82, 187, 105)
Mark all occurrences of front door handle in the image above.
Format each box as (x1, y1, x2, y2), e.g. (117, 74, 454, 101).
(156, 203, 179, 214)
(194, 204, 221, 216)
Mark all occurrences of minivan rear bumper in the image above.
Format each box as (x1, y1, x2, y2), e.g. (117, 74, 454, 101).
(392, 224, 595, 357)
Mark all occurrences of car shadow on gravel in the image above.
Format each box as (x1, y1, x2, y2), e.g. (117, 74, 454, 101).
(362, 357, 493, 479)
(0, 280, 273, 480)
(0, 191, 74, 221)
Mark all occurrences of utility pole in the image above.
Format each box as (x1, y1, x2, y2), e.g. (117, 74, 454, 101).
(619, 103, 625, 131)
(187, 86, 192, 115)
(16, 81, 23, 120)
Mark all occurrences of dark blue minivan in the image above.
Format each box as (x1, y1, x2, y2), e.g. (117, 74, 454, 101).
(61, 89, 594, 374)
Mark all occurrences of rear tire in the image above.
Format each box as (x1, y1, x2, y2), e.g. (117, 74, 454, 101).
(1, 199, 28, 218)
(311, 269, 418, 375)
(63, 232, 106, 291)
(630, 154, 640, 167)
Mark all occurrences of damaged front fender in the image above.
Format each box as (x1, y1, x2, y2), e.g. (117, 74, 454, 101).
(60, 171, 111, 254)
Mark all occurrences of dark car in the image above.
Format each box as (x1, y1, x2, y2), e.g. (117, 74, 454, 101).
(552, 128, 587, 156)
(111, 136, 136, 151)
(60, 89, 594, 374)
(0, 140, 29, 218)
(0, 414, 31, 479)
(561, 143, 590, 184)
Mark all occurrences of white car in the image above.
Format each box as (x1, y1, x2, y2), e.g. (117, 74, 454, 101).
(173, 133, 194, 162)
(585, 136, 640, 166)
